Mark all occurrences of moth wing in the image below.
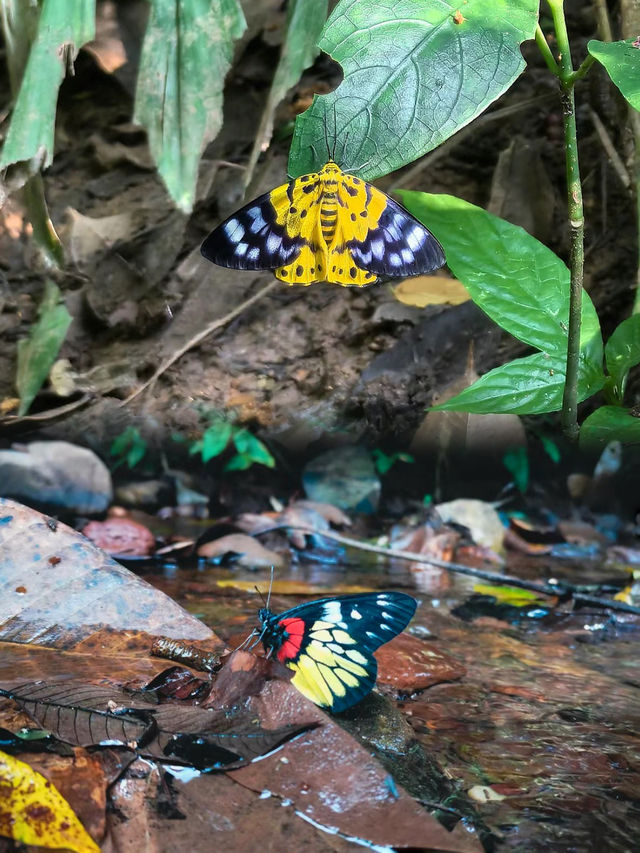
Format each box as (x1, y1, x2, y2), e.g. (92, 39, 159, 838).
(201, 183, 307, 271)
(342, 181, 445, 277)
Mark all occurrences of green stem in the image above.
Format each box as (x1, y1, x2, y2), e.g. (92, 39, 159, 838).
(535, 24, 560, 75)
(545, 0, 584, 442)
(22, 174, 65, 268)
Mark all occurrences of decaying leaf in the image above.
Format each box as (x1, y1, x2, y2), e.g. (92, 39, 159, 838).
(0, 749, 100, 853)
(0, 679, 310, 770)
(197, 532, 286, 569)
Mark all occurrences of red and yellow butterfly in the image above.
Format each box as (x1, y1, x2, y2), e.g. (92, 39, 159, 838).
(201, 160, 445, 286)
(257, 591, 417, 712)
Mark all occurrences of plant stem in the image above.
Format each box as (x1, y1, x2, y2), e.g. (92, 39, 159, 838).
(545, 0, 584, 442)
(534, 24, 560, 75)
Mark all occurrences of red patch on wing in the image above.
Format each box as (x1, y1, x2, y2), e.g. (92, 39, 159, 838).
(276, 616, 306, 663)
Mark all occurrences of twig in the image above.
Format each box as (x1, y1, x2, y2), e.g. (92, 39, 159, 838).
(278, 525, 640, 616)
(593, 0, 614, 42)
(392, 95, 554, 190)
(119, 280, 280, 406)
(588, 107, 632, 190)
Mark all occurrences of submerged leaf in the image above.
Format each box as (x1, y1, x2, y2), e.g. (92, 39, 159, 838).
(0, 680, 306, 769)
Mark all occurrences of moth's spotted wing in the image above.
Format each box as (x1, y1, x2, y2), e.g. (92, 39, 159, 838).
(259, 592, 417, 713)
(345, 185, 445, 277)
(201, 184, 307, 271)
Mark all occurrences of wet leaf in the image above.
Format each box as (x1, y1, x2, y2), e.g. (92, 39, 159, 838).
(0, 749, 100, 852)
(0, 498, 215, 646)
(16, 281, 72, 415)
(197, 533, 286, 569)
(133, 0, 246, 212)
(472, 584, 543, 605)
(588, 38, 640, 111)
(0, 0, 94, 171)
(393, 275, 470, 308)
(289, 0, 539, 179)
(0, 680, 307, 770)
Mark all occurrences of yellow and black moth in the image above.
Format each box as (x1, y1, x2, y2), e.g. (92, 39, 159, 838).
(201, 160, 445, 286)
(256, 591, 417, 712)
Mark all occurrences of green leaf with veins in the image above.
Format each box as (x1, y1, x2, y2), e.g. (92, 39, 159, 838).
(133, 0, 246, 213)
(0, 0, 94, 170)
(289, 0, 539, 179)
(588, 39, 640, 111)
(397, 191, 603, 362)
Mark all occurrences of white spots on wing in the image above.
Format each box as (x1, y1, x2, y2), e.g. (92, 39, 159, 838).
(381, 611, 393, 620)
(359, 249, 372, 265)
(266, 233, 281, 253)
(365, 631, 378, 640)
(323, 601, 343, 622)
(224, 218, 244, 241)
(235, 242, 248, 257)
(380, 623, 393, 632)
(407, 225, 426, 251)
(388, 252, 401, 267)
(247, 247, 260, 261)
(401, 247, 414, 264)
(350, 609, 362, 620)
(371, 238, 385, 260)
(250, 213, 267, 233)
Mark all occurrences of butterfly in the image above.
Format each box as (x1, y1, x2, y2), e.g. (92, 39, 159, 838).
(256, 591, 417, 712)
(201, 160, 445, 286)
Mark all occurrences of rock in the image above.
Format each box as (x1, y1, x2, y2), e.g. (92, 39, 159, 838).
(434, 498, 505, 553)
(0, 441, 112, 514)
(375, 633, 466, 692)
(82, 517, 156, 556)
(302, 446, 381, 513)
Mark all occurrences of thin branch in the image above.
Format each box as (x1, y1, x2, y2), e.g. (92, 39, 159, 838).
(588, 107, 632, 190)
(277, 525, 640, 617)
(119, 279, 280, 406)
(535, 24, 560, 75)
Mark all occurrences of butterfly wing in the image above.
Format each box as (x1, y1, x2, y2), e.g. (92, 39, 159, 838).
(201, 176, 327, 285)
(332, 175, 445, 278)
(263, 592, 417, 713)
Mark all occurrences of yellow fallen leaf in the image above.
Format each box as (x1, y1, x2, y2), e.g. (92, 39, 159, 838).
(393, 275, 470, 308)
(0, 750, 100, 852)
(216, 579, 374, 595)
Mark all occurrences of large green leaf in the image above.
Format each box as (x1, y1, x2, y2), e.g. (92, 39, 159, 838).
(579, 406, 640, 450)
(0, 0, 94, 170)
(604, 314, 640, 402)
(243, 0, 328, 188)
(433, 351, 605, 415)
(16, 281, 72, 416)
(289, 0, 538, 179)
(133, 0, 246, 213)
(588, 39, 640, 111)
(397, 191, 603, 362)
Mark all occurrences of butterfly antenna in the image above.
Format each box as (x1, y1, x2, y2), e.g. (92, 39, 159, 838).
(265, 564, 275, 612)
(234, 628, 259, 652)
(255, 584, 267, 607)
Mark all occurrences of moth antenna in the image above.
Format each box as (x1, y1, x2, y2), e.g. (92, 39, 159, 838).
(331, 101, 338, 161)
(310, 142, 319, 167)
(323, 109, 332, 161)
(255, 585, 267, 607)
(340, 131, 350, 167)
